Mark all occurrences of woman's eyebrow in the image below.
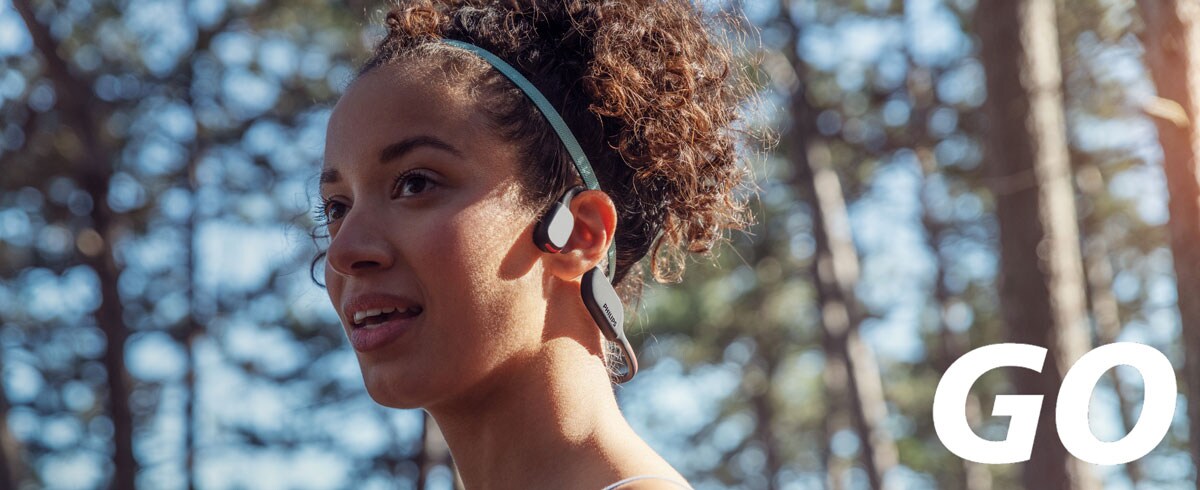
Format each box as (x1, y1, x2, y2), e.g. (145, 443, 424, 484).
(320, 135, 463, 187)
(320, 167, 340, 186)
(379, 135, 463, 164)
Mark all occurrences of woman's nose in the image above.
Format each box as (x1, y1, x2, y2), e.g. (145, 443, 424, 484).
(325, 209, 395, 276)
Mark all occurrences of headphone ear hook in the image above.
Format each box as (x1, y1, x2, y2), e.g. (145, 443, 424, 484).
(581, 266, 638, 383)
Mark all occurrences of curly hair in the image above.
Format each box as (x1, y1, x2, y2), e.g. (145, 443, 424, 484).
(318, 0, 753, 301)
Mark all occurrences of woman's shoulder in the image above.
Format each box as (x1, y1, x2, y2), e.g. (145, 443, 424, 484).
(599, 474, 693, 490)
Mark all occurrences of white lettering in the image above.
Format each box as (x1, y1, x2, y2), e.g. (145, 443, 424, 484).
(933, 342, 1178, 466)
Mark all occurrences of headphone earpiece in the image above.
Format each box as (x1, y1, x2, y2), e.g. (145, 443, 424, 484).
(533, 186, 584, 253)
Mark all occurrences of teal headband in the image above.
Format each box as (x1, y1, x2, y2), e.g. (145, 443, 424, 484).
(442, 39, 616, 278)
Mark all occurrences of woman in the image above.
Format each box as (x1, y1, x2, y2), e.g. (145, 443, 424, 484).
(315, 1, 752, 488)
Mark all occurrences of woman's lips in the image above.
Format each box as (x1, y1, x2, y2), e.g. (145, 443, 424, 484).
(348, 311, 420, 352)
(341, 292, 423, 352)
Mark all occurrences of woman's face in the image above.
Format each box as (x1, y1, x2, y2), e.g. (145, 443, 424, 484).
(320, 62, 550, 408)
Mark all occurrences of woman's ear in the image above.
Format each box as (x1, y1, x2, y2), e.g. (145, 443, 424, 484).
(542, 189, 617, 281)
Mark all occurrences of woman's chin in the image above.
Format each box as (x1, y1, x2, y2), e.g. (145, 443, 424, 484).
(367, 390, 425, 409)
(359, 363, 436, 409)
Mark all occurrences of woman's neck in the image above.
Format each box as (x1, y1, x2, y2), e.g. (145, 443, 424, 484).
(425, 336, 650, 490)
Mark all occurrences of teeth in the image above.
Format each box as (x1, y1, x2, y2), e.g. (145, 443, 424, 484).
(351, 306, 422, 325)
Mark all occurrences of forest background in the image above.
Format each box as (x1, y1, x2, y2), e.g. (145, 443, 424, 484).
(2, 0, 1199, 489)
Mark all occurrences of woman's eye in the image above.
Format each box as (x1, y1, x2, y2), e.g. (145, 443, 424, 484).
(321, 199, 349, 222)
(393, 170, 437, 198)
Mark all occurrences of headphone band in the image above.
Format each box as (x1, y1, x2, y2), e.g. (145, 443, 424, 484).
(441, 39, 616, 278)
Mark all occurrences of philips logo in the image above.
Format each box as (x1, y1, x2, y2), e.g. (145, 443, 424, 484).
(602, 304, 617, 325)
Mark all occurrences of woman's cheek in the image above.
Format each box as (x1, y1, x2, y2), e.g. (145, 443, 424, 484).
(449, 194, 542, 342)
(444, 192, 520, 282)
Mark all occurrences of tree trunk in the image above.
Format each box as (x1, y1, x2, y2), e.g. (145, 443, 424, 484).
(415, 414, 429, 490)
(184, 168, 201, 490)
(750, 355, 782, 490)
(915, 153, 994, 490)
(1075, 162, 1143, 484)
(904, 39, 992, 485)
(84, 166, 136, 490)
(744, 224, 785, 490)
(801, 146, 898, 490)
(1136, 2, 1200, 483)
(418, 412, 452, 490)
(975, 1, 1098, 489)
(776, 6, 897, 487)
(820, 354, 850, 490)
(1057, 0, 1142, 477)
(0, 354, 21, 490)
(13, 2, 138, 488)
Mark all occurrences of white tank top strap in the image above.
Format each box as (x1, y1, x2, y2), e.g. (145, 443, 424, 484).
(599, 475, 692, 490)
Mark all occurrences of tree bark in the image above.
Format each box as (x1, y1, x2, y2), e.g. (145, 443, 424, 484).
(820, 355, 850, 490)
(1057, 0, 1142, 477)
(13, 2, 138, 489)
(903, 40, 992, 485)
(1076, 162, 1143, 484)
(416, 414, 429, 490)
(750, 356, 782, 490)
(418, 411, 453, 490)
(0, 353, 21, 490)
(743, 223, 786, 490)
(915, 151, 993, 490)
(802, 145, 897, 490)
(777, 3, 898, 487)
(975, 1, 1098, 489)
(1136, 2, 1200, 484)
(184, 158, 202, 490)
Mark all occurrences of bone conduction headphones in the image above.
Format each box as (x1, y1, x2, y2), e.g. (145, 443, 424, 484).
(441, 39, 639, 383)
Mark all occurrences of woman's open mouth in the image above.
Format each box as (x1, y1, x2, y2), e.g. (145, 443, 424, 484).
(348, 305, 423, 352)
(352, 306, 423, 329)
